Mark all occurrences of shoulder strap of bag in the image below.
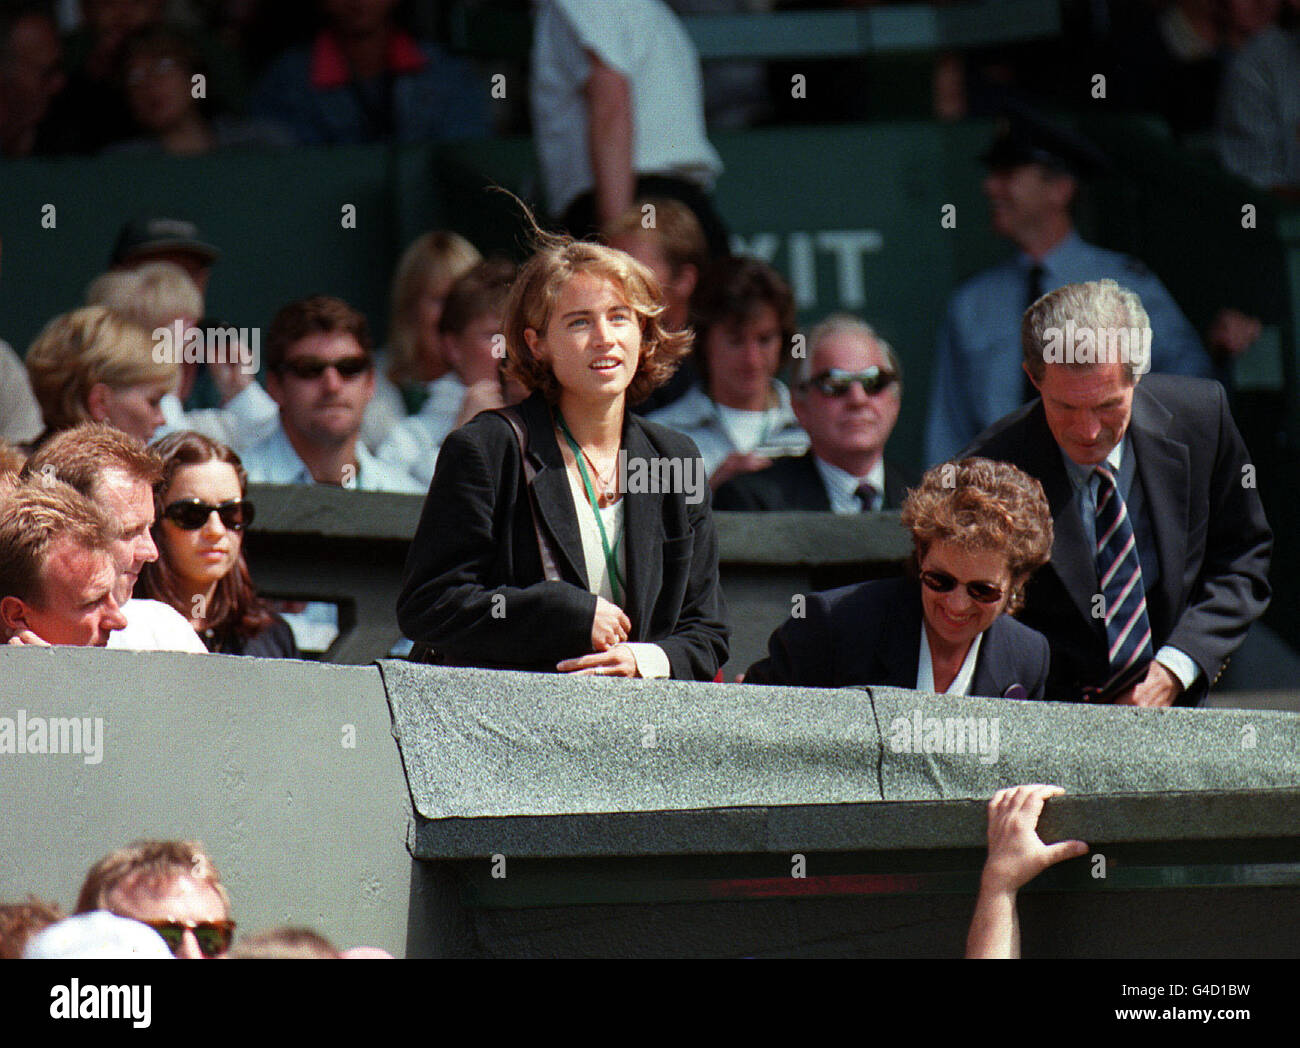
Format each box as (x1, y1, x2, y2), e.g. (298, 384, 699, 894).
(494, 405, 563, 583)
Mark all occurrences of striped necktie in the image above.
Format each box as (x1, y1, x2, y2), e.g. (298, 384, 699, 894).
(1094, 464, 1154, 673)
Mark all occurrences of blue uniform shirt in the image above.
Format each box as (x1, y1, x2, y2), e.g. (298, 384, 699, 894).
(925, 230, 1213, 465)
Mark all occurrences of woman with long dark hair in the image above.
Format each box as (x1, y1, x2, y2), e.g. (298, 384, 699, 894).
(140, 431, 298, 658)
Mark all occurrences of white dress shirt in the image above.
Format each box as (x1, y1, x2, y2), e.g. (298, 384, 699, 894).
(812, 455, 886, 513)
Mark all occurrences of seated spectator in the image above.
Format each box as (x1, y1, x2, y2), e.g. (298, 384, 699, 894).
(745, 458, 1052, 697)
(22, 910, 174, 959)
(367, 230, 482, 451)
(0, 481, 127, 646)
(76, 839, 235, 960)
(110, 214, 218, 295)
(647, 257, 808, 487)
(1216, 0, 1300, 189)
(377, 259, 517, 488)
(22, 423, 207, 654)
(0, 8, 65, 158)
(31, 0, 154, 154)
(24, 306, 177, 445)
(0, 896, 65, 959)
(108, 24, 293, 155)
(714, 313, 911, 512)
(140, 431, 298, 657)
(605, 197, 707, 414)
(966, 784, 1088, 959)
(86, 261, 278, 451)
(228, 927, 340, 959)
(0, 236, 43, 448)
(241, 295, 421, 492)
(250, 0, 490, 146)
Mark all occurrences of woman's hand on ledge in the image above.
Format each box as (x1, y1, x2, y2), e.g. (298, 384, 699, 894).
(591, 597, 631, 651)
(557, 645, 640, 677)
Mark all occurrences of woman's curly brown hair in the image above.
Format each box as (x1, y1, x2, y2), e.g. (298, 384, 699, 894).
(899, 457, 1053, 614)
(500, 207, 691, 405)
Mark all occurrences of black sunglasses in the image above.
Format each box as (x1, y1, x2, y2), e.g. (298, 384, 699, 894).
(806, 366, 897, 398)
(163, 498, 255, 531)
(141, 918, 236, 958)
(920, 570, 1005, 605)
(279, 355, 372, 381)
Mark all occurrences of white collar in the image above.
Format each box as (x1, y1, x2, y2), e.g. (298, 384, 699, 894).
(917, 623, 984, 696)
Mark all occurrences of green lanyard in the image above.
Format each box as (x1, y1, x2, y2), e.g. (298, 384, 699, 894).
(555, 409, 627, 605)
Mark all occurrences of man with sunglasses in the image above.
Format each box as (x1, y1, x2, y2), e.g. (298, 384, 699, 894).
(241, 295, 421, 493)
(714, 314, 910, 512)
(76, 839, 235, 960)
(20, 424, 207, 653)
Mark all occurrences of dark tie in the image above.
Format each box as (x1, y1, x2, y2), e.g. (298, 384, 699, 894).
(1022, 263, 1046, 403)
(1094, 464, 1154, 674)
(855, 481, 879, 512)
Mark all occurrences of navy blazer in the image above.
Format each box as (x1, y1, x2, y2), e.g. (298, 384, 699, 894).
(396, 391, 729, 680)
(744, 575, 1050, 699)
(712, 450, 912, 511)
(965, 374, 1271, 704)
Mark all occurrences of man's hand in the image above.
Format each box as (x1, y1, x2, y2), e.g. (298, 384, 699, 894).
(6, 630, 50, 646)
(967, 784, 1087, 959)
(208, 353, 254, 404)
(1115, 660, 1181, 708)
(980, 785, 1088, 895)
(557, 645, 639, 677)
(709, 452, 773, 491)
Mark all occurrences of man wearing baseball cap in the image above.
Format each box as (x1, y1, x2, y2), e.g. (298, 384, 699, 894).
(924, 109, 1214, 465)
(111, 215, 220, 293)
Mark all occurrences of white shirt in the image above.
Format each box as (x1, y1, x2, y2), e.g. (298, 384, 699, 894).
(107, 599, 208, 653)
(157, 382, 280, 453)
(530, 0, 723, 214)
(564, 464, 670, 679)
(375, 373, 468, 488)
(241, 424, 424, 493)
(812, 455, 886, 514)
(916, 623, 983, 697)
(646, 381, 808, 478)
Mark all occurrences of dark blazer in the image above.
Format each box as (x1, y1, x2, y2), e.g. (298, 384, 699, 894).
(964, 374, 1272, 705)
(712, 451, 911, 511)
(207, 612, 300, 659)
(396, 391, 729, 680)
(744, 575, 1050, 699)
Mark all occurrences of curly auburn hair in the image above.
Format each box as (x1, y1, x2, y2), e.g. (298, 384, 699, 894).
(501, 231, 692, 406)
(138, 431, 274, 649)
(900, 457, 1053, 614)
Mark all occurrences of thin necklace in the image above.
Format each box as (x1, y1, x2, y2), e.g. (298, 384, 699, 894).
(556, 415, 620, 505)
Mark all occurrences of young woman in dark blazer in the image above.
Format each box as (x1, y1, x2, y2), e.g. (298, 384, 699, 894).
(396, 232, 729, 680)
(746, 458, 1054, 699)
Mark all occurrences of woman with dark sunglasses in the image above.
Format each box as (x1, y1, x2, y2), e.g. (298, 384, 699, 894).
(745, 458, 1054, 699)
(139, 431, 299, 658)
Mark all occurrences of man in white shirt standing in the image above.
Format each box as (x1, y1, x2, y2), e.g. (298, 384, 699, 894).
(531, 0, 729, 255)
(241, 295, 422, 494)
(20, 424, 207, 653)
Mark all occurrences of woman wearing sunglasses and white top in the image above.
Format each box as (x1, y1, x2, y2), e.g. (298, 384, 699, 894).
(140, 431, 299, 658)
(745, 458, 1054, 699)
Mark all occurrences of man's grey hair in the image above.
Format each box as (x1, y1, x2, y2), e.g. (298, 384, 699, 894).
(793, 313, 903, 395)
(1021, 279, 1152, 384)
